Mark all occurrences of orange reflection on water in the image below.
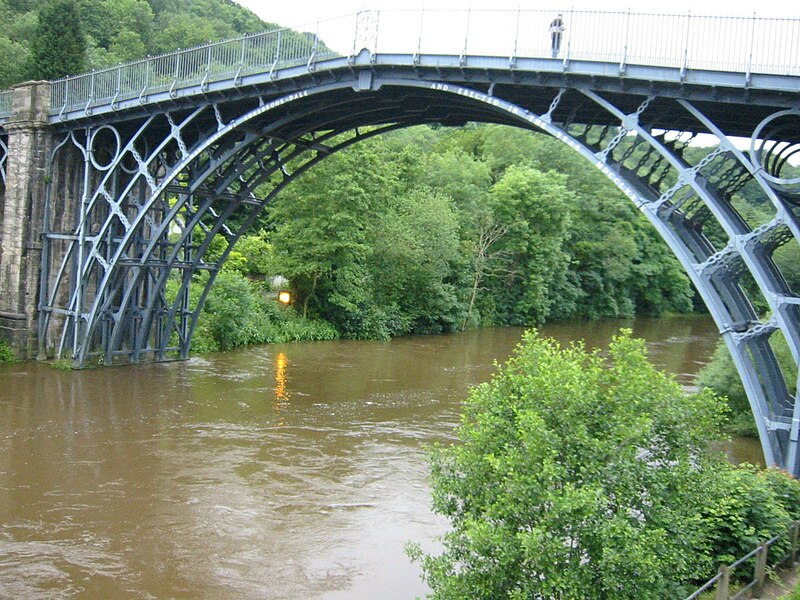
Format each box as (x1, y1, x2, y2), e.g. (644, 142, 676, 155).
(274, 351, 289, 405)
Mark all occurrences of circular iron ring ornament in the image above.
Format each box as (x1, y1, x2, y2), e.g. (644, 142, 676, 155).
(88, 125, 121, 171)
(749, 109, 800, 195)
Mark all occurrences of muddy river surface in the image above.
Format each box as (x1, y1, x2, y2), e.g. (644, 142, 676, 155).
(0, 316, 762, 599)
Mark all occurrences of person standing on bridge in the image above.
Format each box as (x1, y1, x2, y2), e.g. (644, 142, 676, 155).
(549, 13, 565, 58)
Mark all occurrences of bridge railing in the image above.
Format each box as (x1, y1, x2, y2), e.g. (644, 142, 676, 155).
(685, 521, 800, 599)
(48, 15, 347, 118)
(23, 9, 800, 119)
(370, 9, 800, 76)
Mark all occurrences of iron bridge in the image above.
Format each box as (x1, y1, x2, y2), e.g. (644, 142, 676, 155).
(0, 8, 800, 474)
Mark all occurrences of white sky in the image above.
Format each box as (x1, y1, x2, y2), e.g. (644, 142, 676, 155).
(237, 0, 800, 30)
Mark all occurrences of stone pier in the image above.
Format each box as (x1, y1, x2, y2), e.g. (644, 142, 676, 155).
(0, 81, 51, 358)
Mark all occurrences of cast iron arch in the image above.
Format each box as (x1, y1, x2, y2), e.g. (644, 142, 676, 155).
(39, 79, 800, 474)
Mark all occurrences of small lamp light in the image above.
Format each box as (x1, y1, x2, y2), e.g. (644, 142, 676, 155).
(278, 290, 292, 305)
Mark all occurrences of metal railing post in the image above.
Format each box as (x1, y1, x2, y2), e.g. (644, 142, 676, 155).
(85, 70, 95, 114)
(306, 21, 319, 72)
(754, 543, 768, 595)
(620, 8, 630, 75)
(415, 8, 425, 64)
(201, 44, 212, 89)
(111, 66, 121, 109)
(745, 12, 756, 85)
(269, 30, 282, 80)
(510, 5, 520, 68)
(138, 56, 150, 105)
(681, 10, 692, 80)
(235, 36, 246, 84)
(169, 51, 181, 97)
(460, 6, 471, 66)
(372, 9, 380, 59)
(352, 10, 361, 58)
(715, 565, 729, 600)
(59, 77, 69, 119)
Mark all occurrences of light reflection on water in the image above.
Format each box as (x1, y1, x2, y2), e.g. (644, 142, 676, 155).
(0, 316, 760, 598)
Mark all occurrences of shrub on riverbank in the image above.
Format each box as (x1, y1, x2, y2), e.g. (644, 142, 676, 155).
(185, 270, 339, 353)
(409, 329, 800, 598)
(0, 339, 15, 365)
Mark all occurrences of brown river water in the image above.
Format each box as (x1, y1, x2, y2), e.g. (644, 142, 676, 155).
(0, 316, 763, 599)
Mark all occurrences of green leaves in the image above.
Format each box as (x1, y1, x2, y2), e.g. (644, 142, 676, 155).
(267, 138, 466, 338)
(26, 0, 85, 80)
(412, 329, 800, 599)
(3, 0, 270, 85)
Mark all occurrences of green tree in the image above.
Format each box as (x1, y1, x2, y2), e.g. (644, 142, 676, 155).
(485, 165, 572, 325)
(26, 0, 86, 80)
(230, 230, 276, 278)
(411, 330, 729, 598)
(267, 137, 469, 339)
(0, 36, 29, 88)
(267, 143, 391, 335)
(370, 187, 464, 335)
(151, 12, 220, 52)
(81, 0, 154, 49)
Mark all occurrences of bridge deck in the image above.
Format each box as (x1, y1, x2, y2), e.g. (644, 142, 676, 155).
(4, 53, 793, 146)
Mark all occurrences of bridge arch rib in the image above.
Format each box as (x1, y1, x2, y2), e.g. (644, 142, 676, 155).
(39, 67, 800, 474)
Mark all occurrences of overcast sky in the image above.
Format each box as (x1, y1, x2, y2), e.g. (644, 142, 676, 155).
(236, 0, 800, 30)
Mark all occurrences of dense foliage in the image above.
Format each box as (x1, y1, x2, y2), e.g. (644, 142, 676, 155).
(25, 0, 86, 80)
(0, 339, 15, 365)
(259, 125, 695, 343)
(408, 330, 800, 598)
(0, 0, 270, 88)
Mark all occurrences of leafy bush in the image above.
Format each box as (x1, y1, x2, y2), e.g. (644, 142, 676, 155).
(0, 339, 16, 365)
(697, 340, 754, 436)
(700, 465, 799, 568)
(410, 330, 728, 599)
(409, 329, 800, 598)
(173, 269, 339, 353)
(50, 357, 73, 370)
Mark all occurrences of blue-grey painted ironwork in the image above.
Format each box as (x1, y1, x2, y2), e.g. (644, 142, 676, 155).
(0, 135, 7, 185)
(1, 8, 800, 477)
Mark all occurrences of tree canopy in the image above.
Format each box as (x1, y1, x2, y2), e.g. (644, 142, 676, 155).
(0, 0, 270, 88)
(26, 0, 86, 80)
(409, 330, 800, 598)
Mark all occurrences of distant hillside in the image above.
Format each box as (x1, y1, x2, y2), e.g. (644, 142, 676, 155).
(0, 0, 276, 88)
